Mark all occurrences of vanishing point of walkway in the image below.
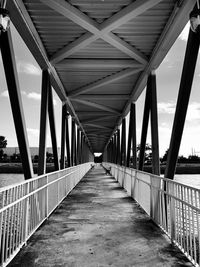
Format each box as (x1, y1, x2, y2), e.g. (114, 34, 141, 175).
(8, 166, 192, 267)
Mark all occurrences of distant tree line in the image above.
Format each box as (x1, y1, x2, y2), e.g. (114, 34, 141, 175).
(1, 136, 200, 165)
(135, 144, 200, 165)
(0, 136, 54, 163)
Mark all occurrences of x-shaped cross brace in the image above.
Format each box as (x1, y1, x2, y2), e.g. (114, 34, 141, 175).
(40, 0, 162, 65)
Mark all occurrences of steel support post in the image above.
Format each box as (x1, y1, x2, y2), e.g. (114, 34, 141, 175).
(150, 72, 160, 175)
(48, 85, 59, 171)
(83, 136, 86, 163)
(77, 128, 80, 165)
(111, 138, 114, 163)
(60, 104, 66, 169)
(80, 132, 84, 163)
(138, 81, 151, 171)
(74, 124, 77, 165)
(113, 133, 117, 164)
(0, 29, 34, 179)
(107, 143, 110, 162)
(112, 137, 115, 163)
(65, 113, 71, 167)
(127, 103, 137, 168)
(116, 129, 121, 165)
(121, 118, 126, 166)
(38, 70, 49, 175)
(109, 141, 112, 163)
(108, 142, 111, 162)
(71, 119, 75, 166)
(165, 28, 200, 179)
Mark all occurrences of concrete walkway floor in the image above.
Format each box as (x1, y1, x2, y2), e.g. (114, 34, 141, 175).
(8, 166, 193, 267)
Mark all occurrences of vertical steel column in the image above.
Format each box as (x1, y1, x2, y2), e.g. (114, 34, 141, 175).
(80, 132, 84, 163)
(38, 70, 49, 175)
(77, 128, 80, 165)
(113, 133, 117, 164)
(74, 124, 77, 165)
(65, 113, 71, 167)
(71, 119, 75, 166)
(132, 104, 137, 169)
(138, 81, 151, 171)
(48, 85, 59, 171)
(165, 27, 200, 179)
(110, 138, 114, 163)
(60, 104, 66, 169)
(0, 29, 34, 179)
(127, 103, 137, 168)
(108, 142, 111, 162)
(121, 118, 126, 166)
(116, 129, 120, 165)
(150, 71, 160, 175)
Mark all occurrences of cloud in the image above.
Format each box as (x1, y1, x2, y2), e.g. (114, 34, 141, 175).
(27, 128, 39, 137)
(158, 102, 175, 114)
(0, 89, 57, 106)
(186, 102, 200, 121)
(27, 92, 41, 101)
(158, 101, 200, 121)
(17, 61, 41, 76)
(27, 128, 53, 147)
(178, 22, 190, 42)
(0, 90, 9, 97)
(26, 91, 57, 106)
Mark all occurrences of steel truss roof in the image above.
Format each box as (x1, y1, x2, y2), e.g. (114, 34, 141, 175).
(8, 0, 196, 152)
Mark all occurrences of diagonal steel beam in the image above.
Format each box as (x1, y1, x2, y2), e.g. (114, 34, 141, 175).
(69, 68, 143, 97)
(41, 0, 154, 64)
(81, 114, 118, 124)
(83, 123, 113, 131)
(9, 0, 92, 150)
(99, 0, 163, 33)
(40, 0, 100, 33)
(51, 33, 98, 64)
(103, 33, 147, 65)
(56, 59, 143, 69)
(71, 94, 130, 101)
(71, 98, 120, 114)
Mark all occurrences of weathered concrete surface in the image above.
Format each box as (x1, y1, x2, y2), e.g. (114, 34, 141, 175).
(8, 166, 193, 267)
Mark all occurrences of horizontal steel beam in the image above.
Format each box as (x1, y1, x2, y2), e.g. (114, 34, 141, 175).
(56, 59, 142, 69)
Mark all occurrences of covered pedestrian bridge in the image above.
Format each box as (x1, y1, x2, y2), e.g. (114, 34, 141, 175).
(0, 0, 200, 266)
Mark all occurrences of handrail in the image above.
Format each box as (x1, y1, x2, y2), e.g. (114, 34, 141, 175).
(0, 162, 92, 267)
(103, 162, 200, 267)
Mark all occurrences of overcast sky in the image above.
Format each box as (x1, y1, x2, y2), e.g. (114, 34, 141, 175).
(0, 22, 200, 157)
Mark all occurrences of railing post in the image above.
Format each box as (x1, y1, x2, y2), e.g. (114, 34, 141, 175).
(0, 29, 34, 179)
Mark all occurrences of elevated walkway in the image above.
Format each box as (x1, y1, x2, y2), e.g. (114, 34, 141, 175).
(8, 166, 192, 267)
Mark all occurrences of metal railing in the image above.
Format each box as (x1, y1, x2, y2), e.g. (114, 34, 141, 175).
(0, 162, 92, 267)
(103, 162, 200, 267)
